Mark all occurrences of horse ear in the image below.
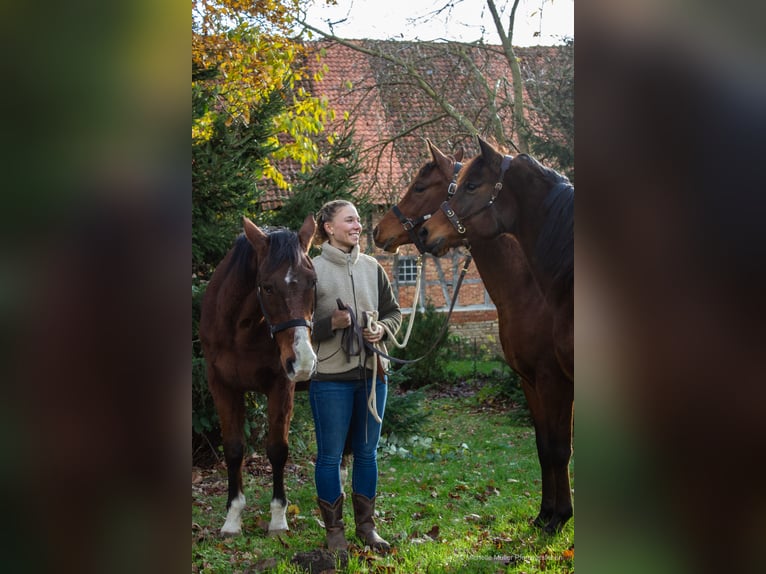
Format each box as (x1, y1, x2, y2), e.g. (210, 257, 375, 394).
(426, 138, 437, 160)
(243, 217, 269, 258)
(298, 213, 316, 253)
(454, 147, 464, 162)
(428, 140, 453, 177)
(477, 135, 494, 157)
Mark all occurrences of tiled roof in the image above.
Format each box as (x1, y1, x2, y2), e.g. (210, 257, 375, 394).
(259, 39, 565, 209)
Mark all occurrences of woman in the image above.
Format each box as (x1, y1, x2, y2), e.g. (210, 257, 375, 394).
(310, 199, 402, 552)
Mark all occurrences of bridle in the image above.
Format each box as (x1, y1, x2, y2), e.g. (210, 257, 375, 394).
(393, 160, 462, 254)
(439, 154, 513, 239)
(256, 283, 315, 338)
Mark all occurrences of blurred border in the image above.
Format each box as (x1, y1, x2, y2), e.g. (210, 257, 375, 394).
(576, 1, 766, 573)
(0, 1, 190, 573)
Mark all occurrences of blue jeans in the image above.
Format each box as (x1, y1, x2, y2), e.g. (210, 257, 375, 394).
(309, 376, 387, 502)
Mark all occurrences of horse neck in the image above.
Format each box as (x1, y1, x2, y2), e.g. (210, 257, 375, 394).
(499, 175, 555, 295)
(470, 235, 543, 308)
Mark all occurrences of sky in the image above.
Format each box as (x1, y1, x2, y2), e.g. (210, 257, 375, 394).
(302, 0, 574, 46)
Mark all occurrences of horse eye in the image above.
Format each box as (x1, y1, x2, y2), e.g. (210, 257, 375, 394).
(414, 184, 425, 193)
(261, 285, 274, 295)
(466, 182, 478, 193)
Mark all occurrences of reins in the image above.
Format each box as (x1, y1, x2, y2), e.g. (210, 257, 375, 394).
(337, 252, 472, 369)
(336, 252, 472, 423)
(385, 158, 463, 350)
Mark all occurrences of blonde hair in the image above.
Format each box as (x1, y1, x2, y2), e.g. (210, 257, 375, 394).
(314, 199, 355, 243)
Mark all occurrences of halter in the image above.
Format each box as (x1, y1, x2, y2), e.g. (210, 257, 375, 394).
(440, 154, 512, 238)
(256, 284, 314, 338)
(393, 161, 462, 254)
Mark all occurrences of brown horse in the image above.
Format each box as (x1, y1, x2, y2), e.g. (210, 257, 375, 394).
(420, 136, 574, 381)
(199, 214, 318, 536)
(373, 139, 574, 532)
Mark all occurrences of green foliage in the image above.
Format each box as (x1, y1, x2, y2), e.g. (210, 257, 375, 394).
(263, 125, 371, 245)
(192, 87, 284, 277)
(381, 388, 430, 439)
(389, 301, 453, 390)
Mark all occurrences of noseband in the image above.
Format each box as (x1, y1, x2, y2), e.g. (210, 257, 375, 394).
(440, 154, 512, 237)
(394, 160, 462, 253)
(256, 284, 315, 338)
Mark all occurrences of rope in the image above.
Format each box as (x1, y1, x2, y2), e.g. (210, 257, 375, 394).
(336, 252, 473, 424)
(384, 255, 423, 349)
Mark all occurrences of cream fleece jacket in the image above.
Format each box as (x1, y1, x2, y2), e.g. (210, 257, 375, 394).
(311, 241, 402, 380)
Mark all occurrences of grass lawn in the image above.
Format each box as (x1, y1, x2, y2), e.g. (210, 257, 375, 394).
(192, 384, 574, 573)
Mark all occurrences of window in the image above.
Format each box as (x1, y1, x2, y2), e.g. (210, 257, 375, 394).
(396, 256, 419, 284)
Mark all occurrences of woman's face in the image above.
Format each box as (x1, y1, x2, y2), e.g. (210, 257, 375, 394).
(326, 204, 362, 252)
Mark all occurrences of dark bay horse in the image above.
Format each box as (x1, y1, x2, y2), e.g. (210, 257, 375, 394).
(199, 214, 318, 536)
(373, 139, 574, 532)
(420, 136, 574, 381)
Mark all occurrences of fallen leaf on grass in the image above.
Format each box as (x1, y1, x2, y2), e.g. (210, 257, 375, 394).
(426, 524, 440, 540)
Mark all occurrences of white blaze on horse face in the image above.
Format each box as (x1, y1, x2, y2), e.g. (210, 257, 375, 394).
(284, 267, 296, 284)
(269, 498, 289, 533)
(289, 326, 316, 381)
(221, 492, 245, 536)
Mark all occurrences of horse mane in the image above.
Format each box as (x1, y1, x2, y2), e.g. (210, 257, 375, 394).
(224, 227, 303, 280)
(263, 229, 303, 275)
(520, 155, 573, 294)
(225, 234, 257, 283)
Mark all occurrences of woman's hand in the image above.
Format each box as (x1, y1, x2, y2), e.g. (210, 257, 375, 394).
(331, 309, 351, 331)
(363, 325, 383, 343)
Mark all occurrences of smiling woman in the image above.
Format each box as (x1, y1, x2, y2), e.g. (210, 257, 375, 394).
(309, 198, 403, 552)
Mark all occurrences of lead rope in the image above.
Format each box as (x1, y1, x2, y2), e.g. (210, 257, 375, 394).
(362, 255, 424, 425)
(386, 255, 423, 349)
(363, 311, 384, 425)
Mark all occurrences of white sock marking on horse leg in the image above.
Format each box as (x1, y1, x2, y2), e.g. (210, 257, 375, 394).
(221, 492, 245, 536)
(269, 499, 289, 532)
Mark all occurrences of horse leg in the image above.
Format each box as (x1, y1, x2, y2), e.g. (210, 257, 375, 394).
(521, 378, 556, 527)
(208, 372, 247, 536)
(265, 381, 294, 534)
(554, 306, 574, 382)
(540, 375, 574, 533)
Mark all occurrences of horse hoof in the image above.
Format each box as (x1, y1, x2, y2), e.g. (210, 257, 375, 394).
(220, 527, 241, 537)
(533, 510, 553, 528)
(267, 528, 288, 537)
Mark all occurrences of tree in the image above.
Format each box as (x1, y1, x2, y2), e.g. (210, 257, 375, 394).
(522, 36, 574, 180)
(192, 0, 334, 190)
(192, 85, 284, 277)
(296, 0, 573, 177)
(266, 124, 370, 235)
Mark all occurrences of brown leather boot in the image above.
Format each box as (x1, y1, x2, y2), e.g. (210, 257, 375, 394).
(351, 493, 391, 552)
(318, 495, 348, 551)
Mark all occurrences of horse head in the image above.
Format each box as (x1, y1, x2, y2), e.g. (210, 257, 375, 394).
(419, 136, 518, 256)
(244, 214, 318, 381)
(373, 138, 463, 253)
